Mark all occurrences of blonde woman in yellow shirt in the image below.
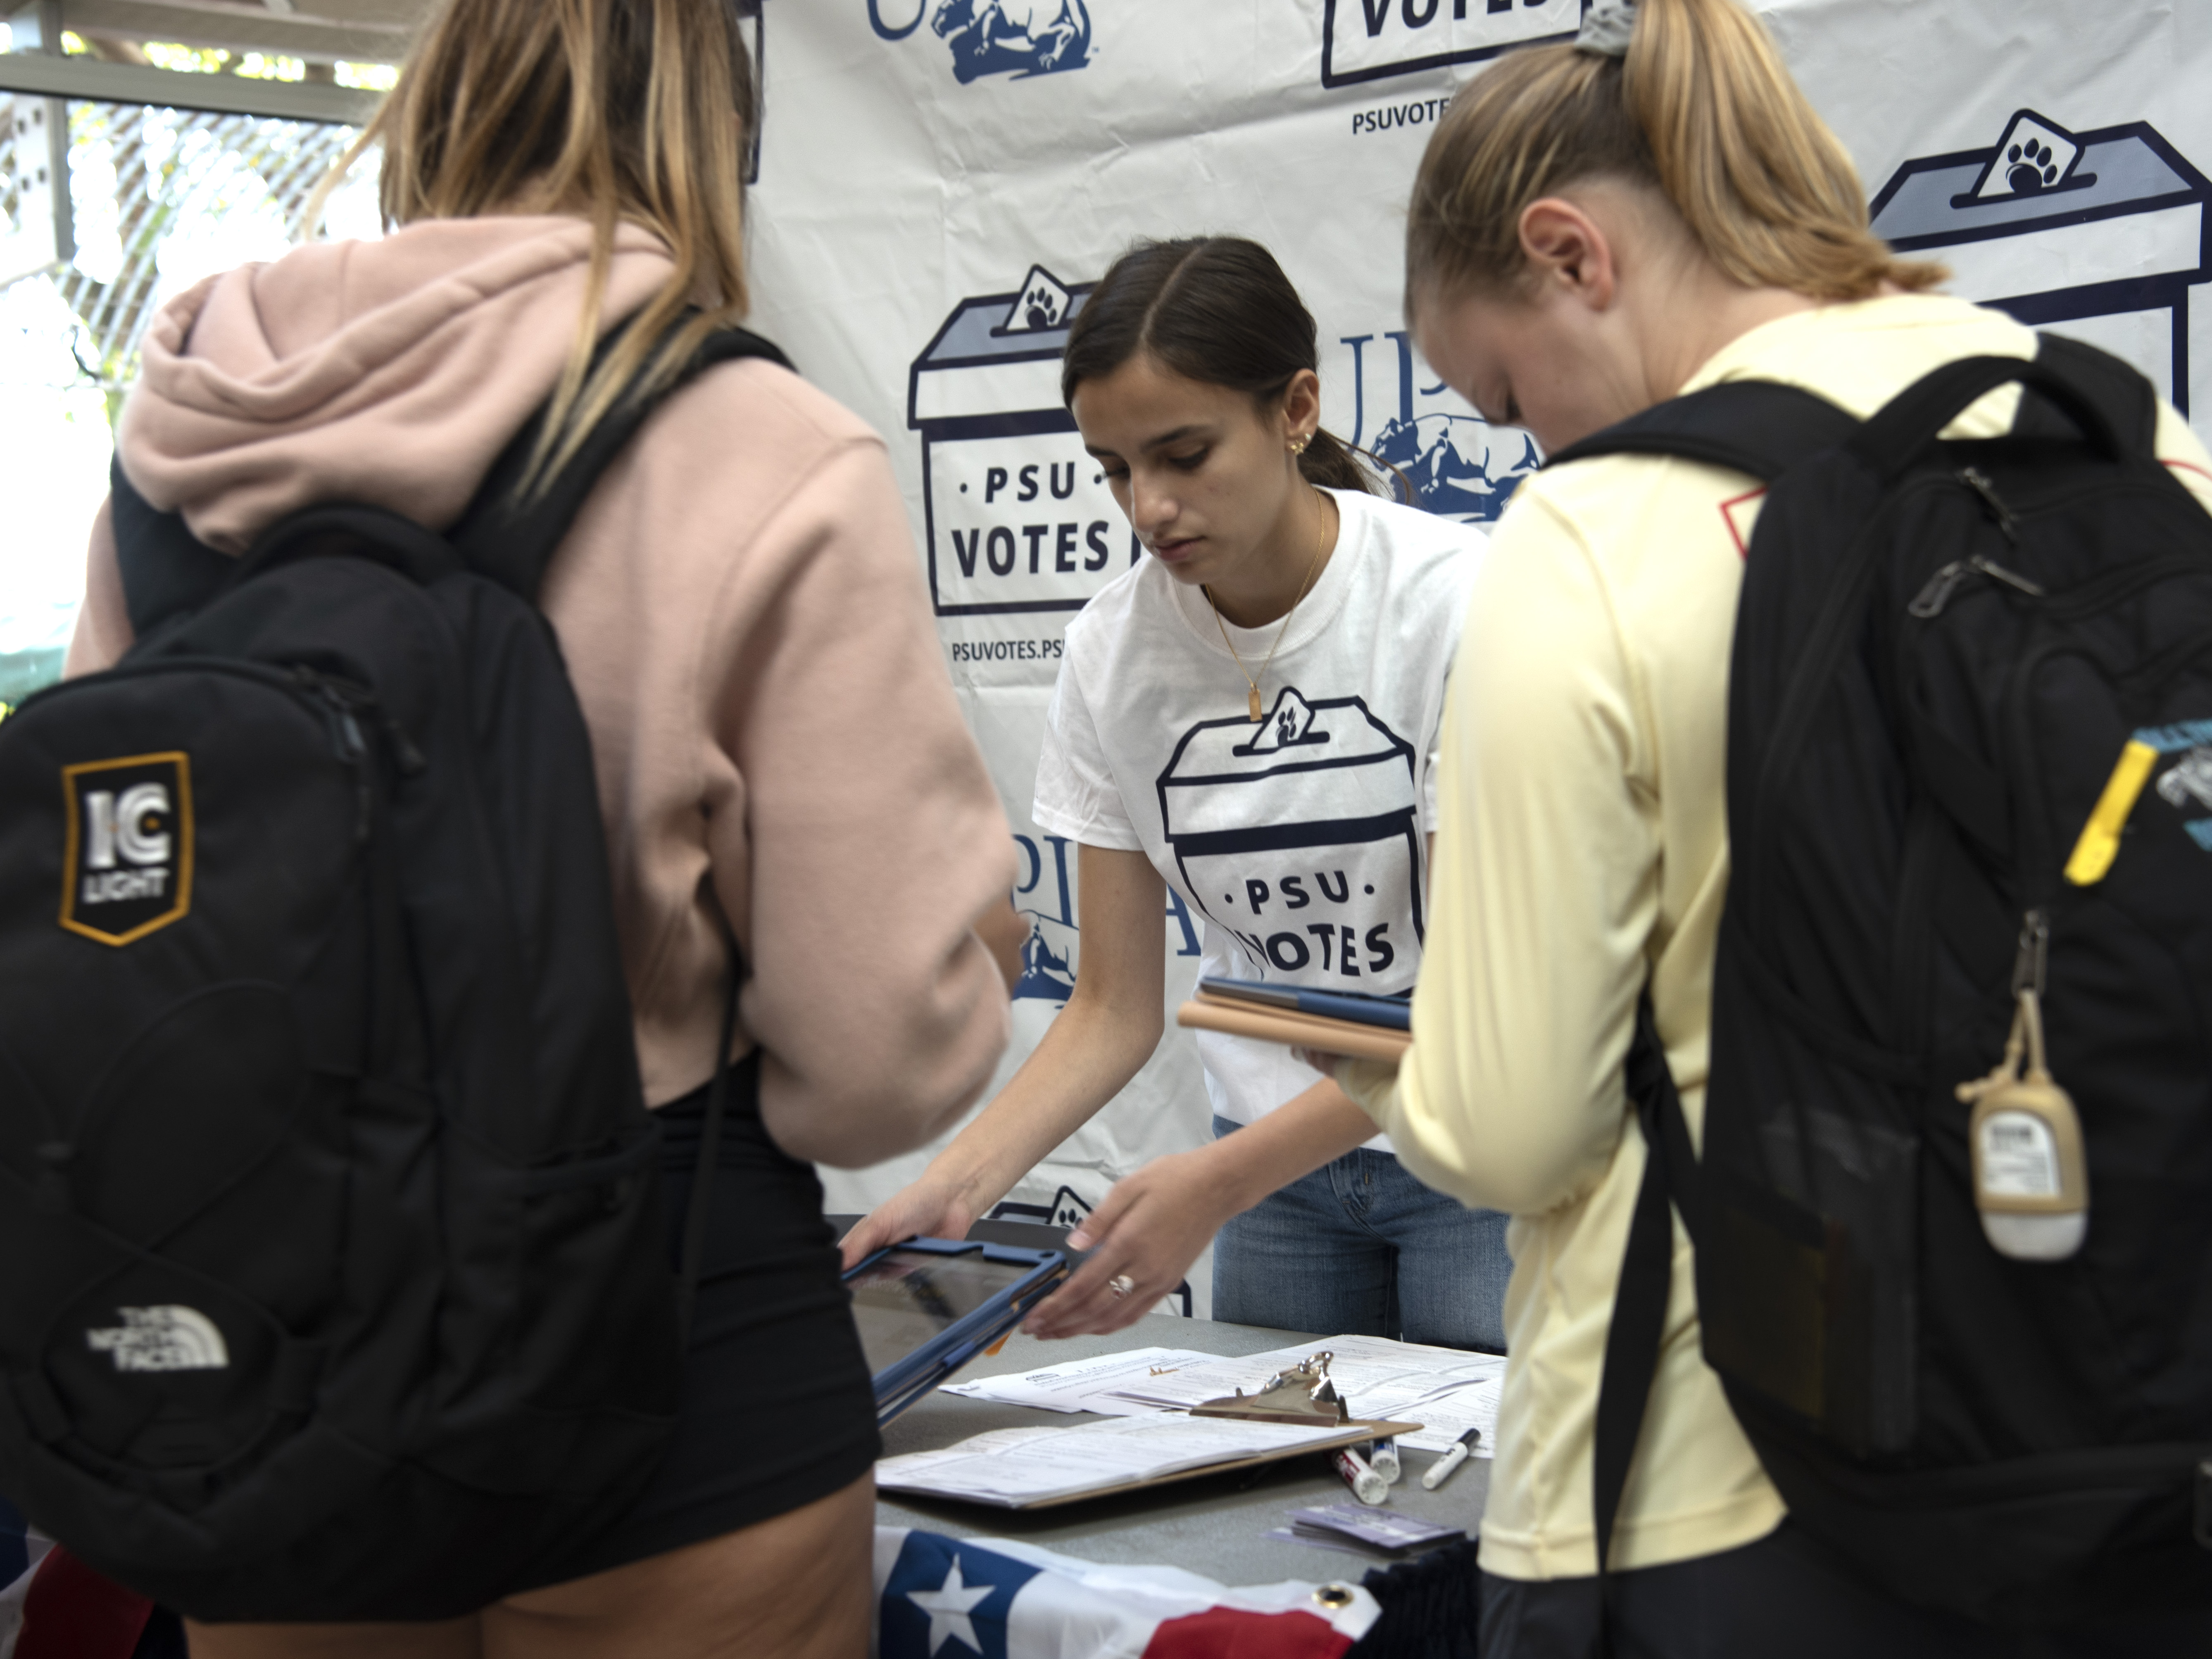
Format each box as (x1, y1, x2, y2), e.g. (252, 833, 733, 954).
(1320, 0, 2212, 1654)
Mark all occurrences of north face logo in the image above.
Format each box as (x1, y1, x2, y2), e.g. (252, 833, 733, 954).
(86, 1305, 230, 1372)
(61, 751, 193, 946)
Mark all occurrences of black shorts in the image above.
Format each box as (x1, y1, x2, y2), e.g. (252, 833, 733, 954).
(1476, 1523, 2212, 1658)
(530, 1057, 880, 1586)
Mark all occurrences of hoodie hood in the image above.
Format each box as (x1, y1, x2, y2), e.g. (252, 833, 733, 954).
(120, 215, 678, 554)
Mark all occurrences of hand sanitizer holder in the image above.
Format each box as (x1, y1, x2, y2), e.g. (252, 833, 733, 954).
(1956, 915, 2088, 1262)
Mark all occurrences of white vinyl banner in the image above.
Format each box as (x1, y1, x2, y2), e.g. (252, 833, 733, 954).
(750, 2, 2212, 1309)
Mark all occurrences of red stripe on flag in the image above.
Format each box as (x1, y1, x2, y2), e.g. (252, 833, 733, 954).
(18, 1547, 154, 1659)
(1142, 1604, 1356, 1659)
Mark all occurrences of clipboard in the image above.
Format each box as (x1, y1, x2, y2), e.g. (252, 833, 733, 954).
(877, 1346, 1425, 1510)
(1175, 990, 1412, 1062)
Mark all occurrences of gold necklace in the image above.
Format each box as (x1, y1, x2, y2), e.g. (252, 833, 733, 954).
(1204, 489, 1332, 722)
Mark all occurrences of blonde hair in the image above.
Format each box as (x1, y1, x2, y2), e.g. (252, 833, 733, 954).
(1405, 0, 1942, 313)
(313, 0, 754, 495)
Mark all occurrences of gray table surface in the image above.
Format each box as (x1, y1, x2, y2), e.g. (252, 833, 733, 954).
(874, 1313, 1490, 1587)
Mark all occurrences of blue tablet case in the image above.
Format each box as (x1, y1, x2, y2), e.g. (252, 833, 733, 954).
(845, 1237, 1068, 1426)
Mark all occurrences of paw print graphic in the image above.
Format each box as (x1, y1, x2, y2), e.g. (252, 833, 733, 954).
(2007, 136, 2061, 195)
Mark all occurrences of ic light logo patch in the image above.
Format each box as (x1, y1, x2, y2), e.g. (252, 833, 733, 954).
(61, 751, 193, 946)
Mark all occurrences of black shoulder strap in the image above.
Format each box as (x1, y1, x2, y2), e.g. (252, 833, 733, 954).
(110, 458, 243, 638)
(112, 319, 794, 636)
(452, 322, 792, 600)
(1846, 330, 2169, 485)
(1544, 382, 1859, 482)
(1592, 994, 1705, 1633)
(2023, 333, 2158, 454)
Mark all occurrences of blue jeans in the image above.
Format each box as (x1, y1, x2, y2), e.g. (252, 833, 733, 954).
(1210, 1116, 1512, 1352)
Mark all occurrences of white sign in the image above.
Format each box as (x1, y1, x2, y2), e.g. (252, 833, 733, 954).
(747, 3, 2212, 1302)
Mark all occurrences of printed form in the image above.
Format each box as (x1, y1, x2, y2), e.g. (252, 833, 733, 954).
(937, 1334, 1507, 1457)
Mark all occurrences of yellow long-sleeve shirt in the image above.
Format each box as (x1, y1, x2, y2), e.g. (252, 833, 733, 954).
(1347, 294, 2212, 1581)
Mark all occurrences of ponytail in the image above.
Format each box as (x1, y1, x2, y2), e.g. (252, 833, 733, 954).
(1298, 429, 1373, 495)
(1406, 0, 1942, 312)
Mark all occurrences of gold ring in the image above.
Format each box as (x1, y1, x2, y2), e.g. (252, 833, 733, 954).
(1108, 1274, 1136, 1298)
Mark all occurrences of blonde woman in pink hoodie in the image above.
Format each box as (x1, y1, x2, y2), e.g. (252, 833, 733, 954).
(62, 1, 1017, 1653)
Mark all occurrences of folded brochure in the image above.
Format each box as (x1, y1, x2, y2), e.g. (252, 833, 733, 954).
(1287, 1503, 1465, 1556)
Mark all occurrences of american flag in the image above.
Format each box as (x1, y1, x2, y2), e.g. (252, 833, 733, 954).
(875, 1526, 1378, 1658)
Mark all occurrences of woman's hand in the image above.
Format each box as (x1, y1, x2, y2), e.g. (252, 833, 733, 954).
(1020, 1149, 1229, 1339)
(837, 1172, 977, 1270)
(1292, 1046, 1348, 1082)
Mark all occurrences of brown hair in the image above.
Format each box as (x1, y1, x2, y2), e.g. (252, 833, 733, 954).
(1405, 0, 1942, 313)
(312, 0, 754, 495)
(1061, 238, 1378, 497)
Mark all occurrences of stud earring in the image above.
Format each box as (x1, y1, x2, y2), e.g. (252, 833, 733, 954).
(1290, 434, 1312, 456)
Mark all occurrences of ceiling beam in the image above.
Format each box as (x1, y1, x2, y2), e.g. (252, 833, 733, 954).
(48, 0, 418, 63)
(0, 47, 379, 121)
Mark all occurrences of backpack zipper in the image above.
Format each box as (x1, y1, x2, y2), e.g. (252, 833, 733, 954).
(12, 656, 407, 845)
(1958, 466, 2020, 543)
(1907, 555, 2046, 619)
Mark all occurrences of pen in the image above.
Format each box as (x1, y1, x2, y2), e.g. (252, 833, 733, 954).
(1334, 1446, 1389, 1506)
(1369, 1436, 1401, 1485)
(1419, 1427, 1482, 1490)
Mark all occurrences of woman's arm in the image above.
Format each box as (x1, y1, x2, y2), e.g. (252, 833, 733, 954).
(1020, 1077, 1377, 1337)
(1026, 834, 1441, 1336)
(714, 437, 1015, 1169)
(1346, 498, 1656, 1215)
(839, 843, 1170, 1265)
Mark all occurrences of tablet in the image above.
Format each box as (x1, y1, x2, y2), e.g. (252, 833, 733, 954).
(843, 1237, 1069, 1426)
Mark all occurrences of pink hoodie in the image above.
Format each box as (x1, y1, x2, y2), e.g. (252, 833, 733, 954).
(67, 216, 1013, 1167)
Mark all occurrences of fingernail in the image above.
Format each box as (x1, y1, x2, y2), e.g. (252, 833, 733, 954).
(1066, 1230, 1092, 1250)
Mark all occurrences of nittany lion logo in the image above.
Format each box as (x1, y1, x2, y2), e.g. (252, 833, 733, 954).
(869, 0, 1093, 82)
(60, 752, 193, 946)
(1370, 413, 1541, 523)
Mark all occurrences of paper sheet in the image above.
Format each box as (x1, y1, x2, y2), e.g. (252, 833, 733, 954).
(1104, 1334, 1503, 1428)
(876, 1413, 1359, 1507)
(938, 1346, 1220, 1416)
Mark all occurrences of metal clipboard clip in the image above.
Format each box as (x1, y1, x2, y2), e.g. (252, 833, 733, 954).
(1189, 1350, 1353, 1428)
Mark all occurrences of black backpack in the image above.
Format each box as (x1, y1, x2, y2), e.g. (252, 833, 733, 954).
(0, 325, 789, 1621)
(1553, 337, 2212, 1625)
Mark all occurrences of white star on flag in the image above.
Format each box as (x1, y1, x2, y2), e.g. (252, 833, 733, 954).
(908, 1554, 995, 1657)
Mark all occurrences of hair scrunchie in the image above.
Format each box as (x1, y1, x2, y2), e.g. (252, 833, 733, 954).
(1575, 0, 1636, 57)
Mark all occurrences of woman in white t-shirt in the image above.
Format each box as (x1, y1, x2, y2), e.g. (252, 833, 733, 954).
(843, 237, 1510, 1348)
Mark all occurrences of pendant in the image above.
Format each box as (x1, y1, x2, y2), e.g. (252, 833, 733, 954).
(1249, 688, 1263, 722)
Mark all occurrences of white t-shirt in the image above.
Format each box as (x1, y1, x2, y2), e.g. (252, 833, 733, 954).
(1033, 486, 1484, 1139)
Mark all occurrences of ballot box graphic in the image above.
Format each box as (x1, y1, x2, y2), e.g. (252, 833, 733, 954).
(1156, 688, 1422, 989)
(908, 265, 1141, 617)
(1869, 111, 2212, 411)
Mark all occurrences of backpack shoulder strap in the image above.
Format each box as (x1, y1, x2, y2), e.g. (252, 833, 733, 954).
(1843, 343, 2143, 482)
(2018, 332, 2159, 454)
(1544, 381, 1860, 482)
(451, 322, 795, 601)
(108, 323, 795, 636)
(109, 458, 242, 638)
(1592, 996, 1704, 1626)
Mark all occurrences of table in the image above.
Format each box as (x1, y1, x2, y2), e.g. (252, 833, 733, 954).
(874, 1313, 1491, 1587)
